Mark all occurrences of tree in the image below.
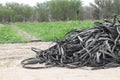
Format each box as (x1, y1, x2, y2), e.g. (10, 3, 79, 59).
(0, 8, 14, 23)
(48, 0, 82, 21)
(83, 6, 94, 20)
(5, 2, 32, 22)
(90, 0, 115, 19)
(34, 3, 49, 22)
(90, 3, 100, 20)
(113, 0, 120, 14)
(0, 0, 83, 23)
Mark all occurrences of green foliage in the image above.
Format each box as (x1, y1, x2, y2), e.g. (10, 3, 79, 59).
(48, 0, 82, 21)
(0, 8, 14, 23)
(0, 0, 83, 23)
(91, 0, 120, 19)
(0, 25, 29, 44)
(1, 0, 120, 22)
(34, 3, 49, 22)
(5, 3, 32, 22)
(16, 21, 94, 41)
(113, 0, 120, 14)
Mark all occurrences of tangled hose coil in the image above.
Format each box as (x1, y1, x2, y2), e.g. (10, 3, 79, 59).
(21, 15, 120, 70)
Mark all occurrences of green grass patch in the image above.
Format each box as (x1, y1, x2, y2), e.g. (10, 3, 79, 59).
(0, 25, 29, 44)
(16, 20, 95, 41)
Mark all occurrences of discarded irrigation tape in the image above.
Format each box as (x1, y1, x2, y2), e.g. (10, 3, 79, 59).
(21, 15, 120, 70)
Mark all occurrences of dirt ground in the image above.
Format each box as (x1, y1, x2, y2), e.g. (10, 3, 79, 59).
(0, 42, 120, 80)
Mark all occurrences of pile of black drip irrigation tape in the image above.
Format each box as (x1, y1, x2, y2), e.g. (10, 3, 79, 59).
(21, 15, 120, 70)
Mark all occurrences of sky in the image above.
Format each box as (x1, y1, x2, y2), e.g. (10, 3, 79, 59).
(0, 0, 94, 6)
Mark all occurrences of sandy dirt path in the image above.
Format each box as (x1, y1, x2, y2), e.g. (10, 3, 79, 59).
(0, 42, 120, 80)
(11, 25, 40, 41)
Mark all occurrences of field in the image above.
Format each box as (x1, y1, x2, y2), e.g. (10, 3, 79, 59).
(0, 25, 29, 44)
(16, 21, 94, 41)
(0, 21, 95, 44)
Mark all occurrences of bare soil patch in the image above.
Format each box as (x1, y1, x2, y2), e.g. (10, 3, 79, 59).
(0, 42, 120, 80)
